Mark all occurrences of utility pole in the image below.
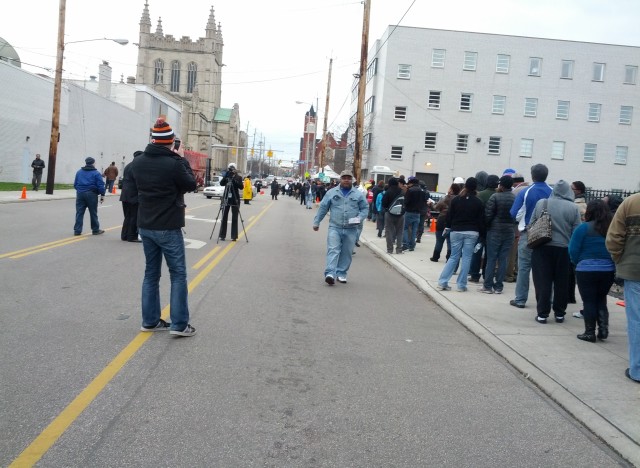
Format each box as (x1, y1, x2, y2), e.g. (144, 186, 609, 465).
(45, 0, 66, 195)
(353, 0, 370, 184)
(319, 57, 333, 173)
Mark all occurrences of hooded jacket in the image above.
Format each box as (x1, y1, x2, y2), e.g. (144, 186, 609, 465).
(129, 143, 196, 230)
(74, 164, 105, 195)
(529, 180, 581, 248)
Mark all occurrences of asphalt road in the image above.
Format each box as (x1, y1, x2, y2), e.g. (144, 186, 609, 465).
(0, 193, 627, 467)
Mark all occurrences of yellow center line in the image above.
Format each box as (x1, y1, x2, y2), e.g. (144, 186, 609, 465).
(192, 246, 220, 270)
(9, 202, 274, 467)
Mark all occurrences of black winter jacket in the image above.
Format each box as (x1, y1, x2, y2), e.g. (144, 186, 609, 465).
(446, 193, 485, 237)
(485, 191, 516, 232)
(129, 143, 196, 230)
(404, 185, 425, 213)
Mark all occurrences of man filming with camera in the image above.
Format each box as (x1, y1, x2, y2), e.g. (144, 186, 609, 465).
(219, 163, 244, 241)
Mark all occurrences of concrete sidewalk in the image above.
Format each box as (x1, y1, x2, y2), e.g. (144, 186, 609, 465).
(0, 189, 82, 204)
(359, 219, 640, 465)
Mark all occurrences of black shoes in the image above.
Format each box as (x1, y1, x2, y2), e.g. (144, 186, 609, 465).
(92, 230, 105, 235)
(355, 241, 361, 247)
(429, 257, 439, 262)
(510, 300, 525, 309)
(535, 316, 547, 324)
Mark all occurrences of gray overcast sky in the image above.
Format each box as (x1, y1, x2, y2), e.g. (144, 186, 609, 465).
(4, 0, 640, 162)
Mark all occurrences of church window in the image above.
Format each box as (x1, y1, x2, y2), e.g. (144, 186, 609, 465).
(154, 59, 164, 84)
(170, 61, 180, 92)
(187, 63, 197, 93)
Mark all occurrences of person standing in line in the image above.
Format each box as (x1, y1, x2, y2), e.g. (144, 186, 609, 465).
(31, 153, 45, 191)
(370, 180, 385, 223)
(375, 184, 386, 238)
(437, 177, 485, 292)
(504, 172, 529, 282)
(529, 180, 582, 324)
(103, 161, 119, 194)
(73, 157, 106, 236)
(508, 164, 552, 309)
(415, 180, 431, 244)
(469, 174, 499, 282)
(270, 178, 279, 200)
(130, 117, 197, 337)
(313, 170, 368, 285)
(301, 178, 311, 207)
(381, 177, 405, 254)
(401, 176, 425, 252)
(569, 199, 615, 342)
(606, 192, 640, 383)
(480, 176, 516, 294)
(119, 150, 142, 242)
(243, 175, 253, 205)
(219, 163, 243, 241)
(430, 183, 461, 262)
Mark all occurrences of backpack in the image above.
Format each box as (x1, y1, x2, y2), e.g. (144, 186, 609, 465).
(388, 194, 405, 216)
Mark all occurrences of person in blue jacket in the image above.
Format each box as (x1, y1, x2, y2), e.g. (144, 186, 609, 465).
(73, 156, 106, 236)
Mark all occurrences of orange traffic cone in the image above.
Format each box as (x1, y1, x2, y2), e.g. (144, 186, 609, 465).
(429, 218, 436, 232)
(112, 184, 117, 195)
(20, 186, 27, 199)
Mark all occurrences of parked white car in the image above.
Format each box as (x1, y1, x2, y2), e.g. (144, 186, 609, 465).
(203, 185, 225, 199)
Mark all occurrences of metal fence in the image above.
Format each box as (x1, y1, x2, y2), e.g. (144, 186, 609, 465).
(584, 188, 638, 202)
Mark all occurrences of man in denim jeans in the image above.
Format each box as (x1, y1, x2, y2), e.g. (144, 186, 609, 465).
(508, 164, 552, 308)
(130, 117, 197, 337)
(313, 170, 368, 285)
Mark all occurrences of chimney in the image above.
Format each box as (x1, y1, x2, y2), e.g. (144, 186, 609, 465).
(126, 76, 136, 84)
(98, 60, 112, 99)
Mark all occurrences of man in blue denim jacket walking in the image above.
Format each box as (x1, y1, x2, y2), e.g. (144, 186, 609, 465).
(313, 170, 368, 285)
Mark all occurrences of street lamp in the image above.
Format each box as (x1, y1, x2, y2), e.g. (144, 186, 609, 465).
(45, 1, 128, 194)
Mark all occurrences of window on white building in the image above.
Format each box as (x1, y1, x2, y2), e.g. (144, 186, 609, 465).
(492, 95, 506, 114)
(432, 49, 446, 68)
(524, 98, 538, 117)
(365, 96, 375, 115)
(390, 146, 403, 159)
(456, 134, 469, 152)
(588, 103, 602, 122)
(624, 65, 638, 85)
(592, 62, 605, 82)
(520, 139, 534, 157)
(561, 60, 574, 79)
(170, 61, 180, 92)
(428, 91, 441, 109)
(394, 106, 407, 120)
(460, 93, 473, 111)
(620, 106, 633, 124)
(488, 136, 502, 155)
(154, 59, 164, 84)
(556, 100, 570, 120)
(615, 146, 628, 165)
(187, 62, 197, 93)
(552, 141, 566, 160)
(363, 133, 371, 150)
(397, 64, 411, 79)
(366, 58, 378, 82)
(463, 51, 478, 71)
(496, 54, 510, 73)
(529, 57, 542, 76)
(424, 132, 437, 150)
(583, 143, 597, 162)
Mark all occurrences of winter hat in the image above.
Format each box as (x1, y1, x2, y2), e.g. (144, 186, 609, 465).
(407, 176, 419, 184)
(151, 117, 175, 145)
(464, 177, 478, 191)
(453, 176, 464, 184)
(486, 175, 500, 189)
(388, 177, 399, 186)
(499, 175, 514, 190)
(502, 168, 516, 177)
(85, 157, 95, 166)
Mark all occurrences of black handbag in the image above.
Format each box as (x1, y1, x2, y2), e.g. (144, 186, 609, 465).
(527, 199, 552, 249)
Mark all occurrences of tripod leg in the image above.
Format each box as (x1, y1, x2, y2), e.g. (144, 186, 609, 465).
(237, 207, 249, 243)
(209, 202, 225, 242)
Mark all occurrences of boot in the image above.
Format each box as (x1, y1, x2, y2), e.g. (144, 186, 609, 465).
(597, 309, 609, 340)
(416, 234, 422, 243)
(577, 318, 597, 343)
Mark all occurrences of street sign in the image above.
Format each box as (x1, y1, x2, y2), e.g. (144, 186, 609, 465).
(318, 172, 325, 179)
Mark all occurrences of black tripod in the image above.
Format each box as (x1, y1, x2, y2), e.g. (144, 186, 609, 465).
(209, 180, 248, 243)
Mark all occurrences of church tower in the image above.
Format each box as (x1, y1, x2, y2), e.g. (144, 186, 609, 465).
(136, 2, 224, 152)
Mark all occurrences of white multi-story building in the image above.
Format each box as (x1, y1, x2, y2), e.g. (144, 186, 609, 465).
(353, 26, 640, 192)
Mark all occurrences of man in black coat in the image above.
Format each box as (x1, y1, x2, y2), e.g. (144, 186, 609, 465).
(219, 162, 244, 241)
(31, 154, 45, 191)
(130, 118, 197, 337)
(119, 151, 142, 242)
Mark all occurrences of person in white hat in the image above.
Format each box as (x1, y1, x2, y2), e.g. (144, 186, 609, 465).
(313, 170, 368, 285)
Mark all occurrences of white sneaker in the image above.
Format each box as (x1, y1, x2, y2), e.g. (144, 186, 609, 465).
(572, 311, 583, 318)
(170, 324, 196, 337)
(337, 276, 347, 283)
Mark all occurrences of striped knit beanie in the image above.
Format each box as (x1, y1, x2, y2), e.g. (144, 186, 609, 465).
(151, 117, 175, 145)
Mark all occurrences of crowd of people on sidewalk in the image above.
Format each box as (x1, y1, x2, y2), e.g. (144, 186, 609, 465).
(360, 163, 638, 385)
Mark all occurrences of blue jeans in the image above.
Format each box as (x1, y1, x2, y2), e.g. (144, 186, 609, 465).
(514, 231, 532, 304)
(438, 231, 479, 289)
(139, 228, 190, 331)
(483, 229, 515, 292)
(624, 279, 640, 380)
(74, 191, 100, 234)
(325, 226, 358, 279)
(402, 212, 420, 249)
(106, 179, 115, 193)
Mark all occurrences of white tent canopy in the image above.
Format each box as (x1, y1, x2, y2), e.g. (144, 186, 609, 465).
(312, 165, 340, 180)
